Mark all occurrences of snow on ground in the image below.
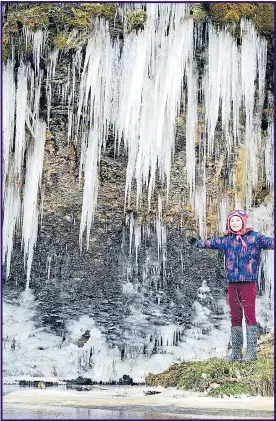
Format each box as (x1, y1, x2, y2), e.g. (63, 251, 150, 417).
(3, 386, 274, 412)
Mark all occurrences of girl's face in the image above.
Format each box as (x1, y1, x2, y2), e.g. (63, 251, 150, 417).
(229, 216, 243, 232)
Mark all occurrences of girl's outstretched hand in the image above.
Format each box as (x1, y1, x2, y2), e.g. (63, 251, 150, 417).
(187, 235, 201, 245)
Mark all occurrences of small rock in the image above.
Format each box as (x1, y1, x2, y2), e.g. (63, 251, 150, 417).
(143, 390, 162, 396)
(76, 330, 91, 348)
(66, 376, 93, 386)
(118, 374, 133, 385)
(209, 382, 220, 389)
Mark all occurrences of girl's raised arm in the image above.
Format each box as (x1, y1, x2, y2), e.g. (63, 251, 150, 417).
(256, 233, 274, 250)
(196, 237, 226, 250)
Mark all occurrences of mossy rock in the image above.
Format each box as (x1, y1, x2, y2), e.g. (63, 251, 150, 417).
(4, 3, 116, 32)
(208, 4, 258, 25)
(125, 9, 147, 32)
(146, 363, 184, 388)
(208, 3, 274, 33)
(208, 381, 254, 397)
(70, 4, 116, 29)
(263, 107, 274, 120)
(189, 5, 208, 23)
(145, 336, 274, 397)
(208, 3, 274, 32)
(3, 3, 118, 60)
(253, 180, 270, 205)
(252, 4, 274, 32)
(4, 5, 50, 33)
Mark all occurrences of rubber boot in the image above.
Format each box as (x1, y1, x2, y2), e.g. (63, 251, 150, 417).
(243, 324, 257, 361)
(229, 326, 243, 361)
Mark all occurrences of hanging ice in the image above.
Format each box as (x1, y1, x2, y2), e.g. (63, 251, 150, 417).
(2, 61, 28, 279)
(249, 201, 274, 326)
(2, 6, 272, 293)
(118, 5, 194, 207)
(2, 5, 274, 380)
(2, 60, 21, 273)
(219, 195, 230, 234)
(46, 49, 59, 125)
(3, 31, 47, 286)
(14, 63, 28, 177)
(3, 59, 15, 189)
(2, 171, 21, 279)
(77, 21, 117, 250)
(22, 121, 46, 289)
(79, 130, 99, 250)
(202, 19, 267, 210)
(203, 26, 241, 155)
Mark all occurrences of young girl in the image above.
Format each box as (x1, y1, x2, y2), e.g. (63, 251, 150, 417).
(194, 210, 274, 361)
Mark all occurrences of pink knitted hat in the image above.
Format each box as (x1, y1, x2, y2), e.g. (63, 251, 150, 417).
(227, 209, 248, 233)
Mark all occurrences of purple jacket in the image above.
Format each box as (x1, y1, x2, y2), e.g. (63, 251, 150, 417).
(196, 230, 274, 283)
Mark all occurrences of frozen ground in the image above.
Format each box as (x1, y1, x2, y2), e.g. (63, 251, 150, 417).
(3, 386, 274, 419)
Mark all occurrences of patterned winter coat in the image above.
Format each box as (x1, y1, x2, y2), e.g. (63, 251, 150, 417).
(196, 230, 274, 283)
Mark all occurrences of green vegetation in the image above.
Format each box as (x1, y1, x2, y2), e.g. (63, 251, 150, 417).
(3, 3, 117, 59)
(190, 3, 274, 32)
(4, 3, 116, 33)
(208, 3, 274, 31)
(253, 4, 274, 32)
(145, 334, 274, 397)
(208, 3, 258, 24)
(208, 381, 253, 397)
(189, 5, 208, 23)
(253, 180, 271, 206)
(125, 9, 147, 32)
(3, 4, 148, 60)
(3, 3, 273, 61)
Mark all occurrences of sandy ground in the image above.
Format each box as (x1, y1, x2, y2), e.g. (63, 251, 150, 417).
(3, 386, 274, 414)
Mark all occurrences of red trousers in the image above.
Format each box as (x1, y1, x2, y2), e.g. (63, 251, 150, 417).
(228, 282, 257, 326)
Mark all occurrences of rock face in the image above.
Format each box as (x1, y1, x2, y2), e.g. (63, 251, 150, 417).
(4, 113, 226, 343)
(2, 3, 274, 381)
(3, 88, 227, 374)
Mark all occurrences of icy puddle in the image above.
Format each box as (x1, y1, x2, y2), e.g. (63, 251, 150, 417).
(3, 385, 274, 419)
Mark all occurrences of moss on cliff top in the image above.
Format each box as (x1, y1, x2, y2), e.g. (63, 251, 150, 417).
(252, 4, 274, 32)
(3, 3, 150, 59)
(4, 3, 116, 32)
(145, 334, 274, 397)
(207, 3, 274, 31)
(3, 2, 273, 61)
(3, 3, 117, 59)
(208, 3, 257, 24)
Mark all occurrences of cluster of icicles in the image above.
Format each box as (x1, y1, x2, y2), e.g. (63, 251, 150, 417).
(3, 4, 273, 288)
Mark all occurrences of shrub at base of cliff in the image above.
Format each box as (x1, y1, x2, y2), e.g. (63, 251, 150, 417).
(145, 334, 274, 397)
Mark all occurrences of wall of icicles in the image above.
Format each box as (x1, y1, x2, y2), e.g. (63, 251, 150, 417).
(3, 4, 274, 292)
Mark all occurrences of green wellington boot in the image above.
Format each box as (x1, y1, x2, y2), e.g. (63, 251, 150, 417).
(242, 324, 257, 362)
(229, 326, 243, 361)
